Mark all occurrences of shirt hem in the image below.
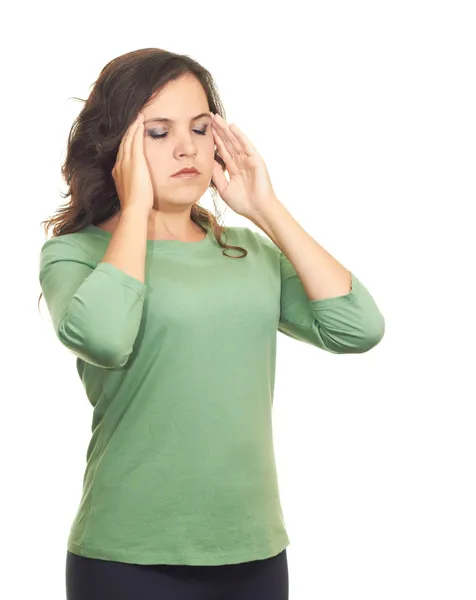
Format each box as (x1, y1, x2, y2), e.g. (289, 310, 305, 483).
(67, 537, 290, 566)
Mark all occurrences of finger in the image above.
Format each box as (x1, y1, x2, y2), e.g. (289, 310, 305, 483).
(212, 127, 239, 176)
(212, 119, 240, 158)
(117, 113, 142, 165)
(229, 123, 255, 157)
(132, 114, 145, 159)
(116, 120, 132, 165)
(122, 113, 143, 161)
(212, 114, 243, 156)
(212, 126, 233, 165)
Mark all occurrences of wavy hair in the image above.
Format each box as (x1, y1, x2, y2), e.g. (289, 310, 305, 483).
(38, 47, 248, 312)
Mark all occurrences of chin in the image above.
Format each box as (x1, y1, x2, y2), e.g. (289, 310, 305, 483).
(155, 192, 206, 207)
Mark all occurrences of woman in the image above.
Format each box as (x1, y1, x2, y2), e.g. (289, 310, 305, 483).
(38, 47, 385, 600)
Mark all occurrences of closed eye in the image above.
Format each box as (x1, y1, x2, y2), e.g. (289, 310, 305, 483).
(148, 128, 208, 140)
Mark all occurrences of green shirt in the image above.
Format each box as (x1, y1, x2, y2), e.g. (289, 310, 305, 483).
(39, 221, 385, 566)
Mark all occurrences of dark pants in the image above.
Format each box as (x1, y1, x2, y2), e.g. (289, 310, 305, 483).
(66, 548, 289, 600)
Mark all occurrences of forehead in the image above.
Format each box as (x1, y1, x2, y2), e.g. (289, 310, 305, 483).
(142, 75, 209, 122)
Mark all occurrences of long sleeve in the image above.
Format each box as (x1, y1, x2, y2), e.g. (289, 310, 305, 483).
(39, 235, 148, 368)
(255, 231, 385, 354)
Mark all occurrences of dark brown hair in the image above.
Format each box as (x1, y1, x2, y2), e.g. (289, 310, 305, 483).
(38, 47, 248, 312)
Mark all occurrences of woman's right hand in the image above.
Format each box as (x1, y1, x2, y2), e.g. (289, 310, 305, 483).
(112, 113, 154, 214)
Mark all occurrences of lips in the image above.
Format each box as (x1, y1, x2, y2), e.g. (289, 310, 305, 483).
(172, 167, 199, 176)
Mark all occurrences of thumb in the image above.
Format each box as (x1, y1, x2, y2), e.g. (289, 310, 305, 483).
(211, 160, 229, 197)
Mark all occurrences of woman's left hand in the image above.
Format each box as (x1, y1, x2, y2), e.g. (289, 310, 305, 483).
(210, 113, 278, 219)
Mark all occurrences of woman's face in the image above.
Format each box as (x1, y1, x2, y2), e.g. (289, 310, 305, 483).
(141, 74, 216, 209)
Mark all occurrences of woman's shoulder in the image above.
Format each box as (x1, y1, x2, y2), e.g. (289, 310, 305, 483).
(39, 226, 101, 267)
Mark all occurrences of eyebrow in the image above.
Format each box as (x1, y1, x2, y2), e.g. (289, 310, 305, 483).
(143, 112, 212, 125)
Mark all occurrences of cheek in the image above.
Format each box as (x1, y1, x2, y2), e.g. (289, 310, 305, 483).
(144, 138, 161, 155)
(143, 140, 167, 169)
(143, 139, 155, 162)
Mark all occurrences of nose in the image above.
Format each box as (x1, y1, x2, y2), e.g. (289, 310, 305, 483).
(175, 133, 198, 158)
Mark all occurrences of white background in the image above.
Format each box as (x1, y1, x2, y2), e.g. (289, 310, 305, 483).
(3, 1, 475, 598)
